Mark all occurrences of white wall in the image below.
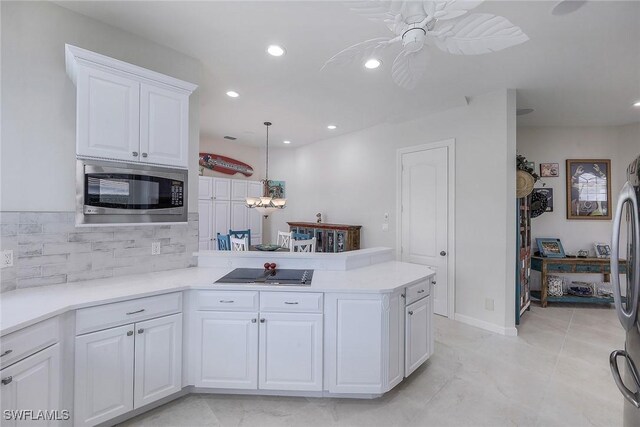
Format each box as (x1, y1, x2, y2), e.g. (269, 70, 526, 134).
(267, 90, 518, 334)
(199, 136, 264, 181)
(517, 123, 640, 254)
(1, 1, 202, 212)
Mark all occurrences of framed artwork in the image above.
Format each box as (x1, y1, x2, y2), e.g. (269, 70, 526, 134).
(594, 243, 611, 259)
(533, 188, 553, 212)
(267, 180, 286, 198)
(536, 238, 566, 258)
(566, 159, 612, 220)
(540, 163, 559, 177)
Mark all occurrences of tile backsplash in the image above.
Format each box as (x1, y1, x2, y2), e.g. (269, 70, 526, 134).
(0, 212, 198, 292)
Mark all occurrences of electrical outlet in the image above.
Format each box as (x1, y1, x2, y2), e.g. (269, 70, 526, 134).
(1, 250, 14, 268)
(151, 242, 161, 255)
(485, 298, 494, 311)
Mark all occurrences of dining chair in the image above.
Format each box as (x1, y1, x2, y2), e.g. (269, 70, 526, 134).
(229, 229, 251, 245)
(277, 231, 292, 249)
(216, 233, 230, 251)
(230, 236, 249, 251)
(290, 237, 316, 253)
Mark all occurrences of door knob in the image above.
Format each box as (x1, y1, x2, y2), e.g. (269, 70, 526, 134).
(440, 251, 447, 256)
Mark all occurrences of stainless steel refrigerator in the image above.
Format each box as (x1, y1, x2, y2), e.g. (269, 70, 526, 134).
(611, 154, 640, 426)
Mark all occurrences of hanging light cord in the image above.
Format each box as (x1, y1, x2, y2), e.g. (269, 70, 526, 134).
(265, 122, 269, 183)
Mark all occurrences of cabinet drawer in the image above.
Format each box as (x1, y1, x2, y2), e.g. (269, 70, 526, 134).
(1, 317, 60, 369)
(548, 264, 574, 273)
(406, 280, 430, 305)
(260, 292, 323, 313)
(194, 291, 259, 311)
(575, 265, 603, 273)
(76, 292, 182, 335)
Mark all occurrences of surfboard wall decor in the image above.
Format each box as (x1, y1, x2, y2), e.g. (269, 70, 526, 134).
(199, 153, 254, 177)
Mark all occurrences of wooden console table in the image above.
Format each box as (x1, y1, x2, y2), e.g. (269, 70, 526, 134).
(531, 256, 627, 307)
(287, 222, 361, 253)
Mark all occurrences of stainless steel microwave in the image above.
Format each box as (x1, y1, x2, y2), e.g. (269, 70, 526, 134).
(76, 159, 188, 225)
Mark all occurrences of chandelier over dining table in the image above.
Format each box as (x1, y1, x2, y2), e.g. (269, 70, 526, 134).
(245, 121, 286, 217)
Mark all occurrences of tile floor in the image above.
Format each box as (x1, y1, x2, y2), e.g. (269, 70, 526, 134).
(119, 304, 625, 426)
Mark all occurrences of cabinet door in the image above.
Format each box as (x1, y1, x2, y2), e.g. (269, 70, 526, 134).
(388, 292, 404, 389)
(405, 296, 431, 377)
(213, 201, 231, 249)
(192, 311, 258, 389)
(134, 314, 182, 409)
(76, 65, 140, 162)
(230, 201, 248, 231)
(212, 178, 231, 200)
(0, 344, 61, 427)
(199, 176, 213, 200)
(259, 313, 323, 391)
(231, 180, 248, 201)
(139, 83, 189, 168)
(198, 199, 213, 250)
(74, 324, 134, 427)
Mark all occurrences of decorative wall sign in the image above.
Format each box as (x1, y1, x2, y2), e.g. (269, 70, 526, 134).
(199, 153, 254, 177)
(566, 159, 612, 220)
(267, 180, 285, 198)
(533, 188, 553, 212)
(540, 163, 559, 177)
(530, 191, 548, 218)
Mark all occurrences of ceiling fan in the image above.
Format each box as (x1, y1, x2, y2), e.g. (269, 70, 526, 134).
(322, 1, 529, 90)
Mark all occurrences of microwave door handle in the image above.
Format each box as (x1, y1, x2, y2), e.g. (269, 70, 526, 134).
(612, 182, 640, 331)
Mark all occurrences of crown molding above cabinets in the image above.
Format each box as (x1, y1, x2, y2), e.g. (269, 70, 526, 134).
(65, 44, 197, 169)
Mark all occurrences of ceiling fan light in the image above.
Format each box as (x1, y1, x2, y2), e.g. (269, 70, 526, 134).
(364, 58, 382, 69)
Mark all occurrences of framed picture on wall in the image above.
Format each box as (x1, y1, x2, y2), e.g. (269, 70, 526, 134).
(566, 159, 612, 220)
(533, 188, 553, 212)
(540, 163, 559, 177)
(536, 238, 566, 258)
(594, 243, 611, 259)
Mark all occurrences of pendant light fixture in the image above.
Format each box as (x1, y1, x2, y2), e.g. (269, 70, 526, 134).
(245, 122, 286, 217)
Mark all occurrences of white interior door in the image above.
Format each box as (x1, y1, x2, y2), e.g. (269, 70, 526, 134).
(400, 146, 450, 316)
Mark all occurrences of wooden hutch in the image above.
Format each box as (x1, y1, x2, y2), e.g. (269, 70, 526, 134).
(287, 222, 361, 253)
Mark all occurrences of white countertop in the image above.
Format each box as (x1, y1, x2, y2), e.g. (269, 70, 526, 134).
(0, 261, 434, 336)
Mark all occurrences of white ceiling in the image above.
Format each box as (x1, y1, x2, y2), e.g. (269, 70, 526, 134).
(57, 1, 640, 147)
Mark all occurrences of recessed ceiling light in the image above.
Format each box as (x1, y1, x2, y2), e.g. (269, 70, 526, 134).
(267, 45, 286, 57)
(634, 100, 640, 107)
(364, 58, 382, 69)
(327, 125, 337, 130)
(283, 140, 291, 144)
(226, 91, 239, 98)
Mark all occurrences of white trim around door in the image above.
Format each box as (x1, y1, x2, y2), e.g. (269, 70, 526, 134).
(396, 139, 455, 319)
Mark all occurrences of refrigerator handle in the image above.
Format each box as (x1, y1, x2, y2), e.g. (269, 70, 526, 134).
(610, 350, 640, 408)
(612, 182, 640, 331)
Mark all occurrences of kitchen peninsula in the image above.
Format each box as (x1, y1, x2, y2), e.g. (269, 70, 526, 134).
(0, 248, 435, 426)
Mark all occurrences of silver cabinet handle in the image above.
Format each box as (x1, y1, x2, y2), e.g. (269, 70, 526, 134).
(126, 309, 145, 315)
(260, 318, 266, 323)
(127, 331, 133, 336)
(142, 153, 148, 158)
(612, 182, 640, 331)
(1, 376, 12, 385)
(401, 294, 405, 298)
(408, 311, 414, 315)
(284, 302, 299, 305)
(610, 350, 640, 408)
(417, 289, 425, 294)
(138, 328, 144, 334)
(440, 251, 447, 256)
(132, 151, 139, 157)
(251, 319, 257, 323)
(0, 350, 12, 357)
(219, 300, 234, 303)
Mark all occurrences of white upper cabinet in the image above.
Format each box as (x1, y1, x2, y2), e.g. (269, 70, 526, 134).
(231, 180, 248, 201)
(199, 176, 213, 200)
(212, 178, 231, 200)
(139, 83, 189, 168)
(76, 65, 141, 162)
(66, 44, 196, 169)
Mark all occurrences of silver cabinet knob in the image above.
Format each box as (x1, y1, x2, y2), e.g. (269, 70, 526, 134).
(251, 319, 257, 323)
(1, 376, 12, 385)
(260, 318, 266, 323)
(127, 331, 133, 336)
(142, 153, 148, 158)
(138, 328, 144, 334)
(0, 350, 12, 357)
(132, 151, 139, 157)
(408, 311, 414, 316)
(440, 251, 447, 256)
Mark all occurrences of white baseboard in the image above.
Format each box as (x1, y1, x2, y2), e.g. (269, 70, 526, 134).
(454, 313, 518, 336)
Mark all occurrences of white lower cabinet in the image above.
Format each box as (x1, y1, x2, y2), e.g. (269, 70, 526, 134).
(259, 312, 323, 391)
(0, 343, 61, 427)
(405, 294, 433, 377)
(74, 314, 182, 427)
(192, 311, 259, 389)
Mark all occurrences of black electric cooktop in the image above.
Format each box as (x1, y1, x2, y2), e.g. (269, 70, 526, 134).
(214, 268, 313, 286)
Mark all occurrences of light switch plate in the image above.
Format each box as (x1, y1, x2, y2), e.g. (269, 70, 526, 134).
(151, 242, 161, 255)
(1, 250, 14, 268)
(382, 223, 389, 232)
